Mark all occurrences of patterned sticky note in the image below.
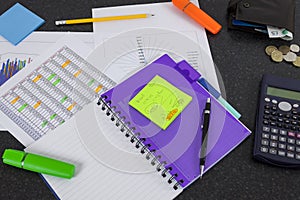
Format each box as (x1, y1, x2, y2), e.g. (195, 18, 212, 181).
(129, 75, 192, 130)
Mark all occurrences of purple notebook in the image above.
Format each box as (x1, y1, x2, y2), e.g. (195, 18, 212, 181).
(99, 54, 251, 189)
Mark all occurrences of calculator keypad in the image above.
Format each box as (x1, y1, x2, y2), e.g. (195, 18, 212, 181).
(260, 97, 300, 161)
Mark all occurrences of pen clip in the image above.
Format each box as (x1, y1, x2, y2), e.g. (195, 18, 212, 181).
(201, 97, 211, 125)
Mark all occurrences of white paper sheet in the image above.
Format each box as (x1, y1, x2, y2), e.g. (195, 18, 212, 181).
(0, 36, 93, 146)
(87, 28, 215, 88)
(0, 31, 94, 131)
(92, 2, 219, 90)
(25, 102, 183, 200)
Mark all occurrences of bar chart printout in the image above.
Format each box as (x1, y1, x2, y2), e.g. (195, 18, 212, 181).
(0, 57, 32, 86)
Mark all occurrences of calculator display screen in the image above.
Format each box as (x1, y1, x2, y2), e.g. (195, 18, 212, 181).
(267, 86, 300, 101)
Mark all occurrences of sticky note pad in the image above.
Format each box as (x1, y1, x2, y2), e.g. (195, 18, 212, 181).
(129, 75, 192, 130)
(0, 3, 45, 45)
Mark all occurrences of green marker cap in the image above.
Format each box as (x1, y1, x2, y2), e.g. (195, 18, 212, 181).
(2, 149, 75, 179)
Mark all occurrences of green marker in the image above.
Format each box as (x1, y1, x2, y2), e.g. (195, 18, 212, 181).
(2, 149, 75, 179)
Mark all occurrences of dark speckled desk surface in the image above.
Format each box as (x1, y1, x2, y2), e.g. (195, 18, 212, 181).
(0, 1, 300, 199)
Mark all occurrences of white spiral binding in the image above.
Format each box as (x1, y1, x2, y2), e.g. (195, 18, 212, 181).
(97, 96, 184, 190)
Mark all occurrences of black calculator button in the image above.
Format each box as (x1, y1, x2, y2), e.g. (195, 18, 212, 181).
(270, 117, 276, 121)
(262, 133, 270, 139)
(271, 128, 278, 134)
(263, 127, 270, 132)
(264, 105, 270, 109)
(296, 147, 300, 153)
(296, 154, 300, 160)
(264, 110, 270, 115)
(272, 100, 278, 104)
(264, 98, 271, 102)
(292, 110, 298, 115)
(260, 147, 268, 153)
(285, 114, 291, 118)
(277, 118, 283, 122)
(270, 141, 278, 148)
(292, 121, 297, 125)
(292, 116, 297, 120)
(271, 106, 277, 111)
(279, 137, 287, 143)
(287, 145, 295, 151)
(280, 130, 287, 136)
(287, 152, 295, 158)
(288, 138, 295, 144)
(284, 120, 290, 124)
(277, 113, 283, 117)
(291, 126, 297, 131)
(271, 111, 277, 116)
(261, 139, 269, 146)
(263, 115, 270, 119)
(284, 124, 290, 129)
(278, 143, 286, 149)
(271, 135, 278, 140)
(278, 151, 286, 157)
(269, 149, 277, 155)
(263, 120, 269, 125)
(270, 122, 276, 126)
(277, 123, 283, 128)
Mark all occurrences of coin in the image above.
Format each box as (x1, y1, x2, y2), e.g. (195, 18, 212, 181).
(265, 45, 277, 56)
(290, 44, 300, 53)
(293, 56, 300, 67)
(278, 45, 290, 55)
(283, 52, 297, 62)
(271, 50, 283, 62)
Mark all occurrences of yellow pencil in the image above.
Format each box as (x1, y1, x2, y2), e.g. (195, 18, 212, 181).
(55, 13, 154, 25)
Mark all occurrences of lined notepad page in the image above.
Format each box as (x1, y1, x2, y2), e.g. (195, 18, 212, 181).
(26, 102, 182, 200)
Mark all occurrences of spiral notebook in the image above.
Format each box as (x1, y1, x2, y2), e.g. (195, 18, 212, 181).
(26, 54, 250, 199)
(98, 54, 251, 189)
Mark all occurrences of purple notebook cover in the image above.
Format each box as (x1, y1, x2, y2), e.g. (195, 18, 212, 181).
(101, 54, 251, 188)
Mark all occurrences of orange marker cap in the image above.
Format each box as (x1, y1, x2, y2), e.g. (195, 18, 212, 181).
(172, 0, 222, 34)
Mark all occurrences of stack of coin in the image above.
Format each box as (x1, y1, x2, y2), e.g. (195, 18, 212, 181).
(265, 44, 300, 67)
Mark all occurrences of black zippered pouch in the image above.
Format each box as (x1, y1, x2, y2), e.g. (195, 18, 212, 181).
(228, 0, 295, 34)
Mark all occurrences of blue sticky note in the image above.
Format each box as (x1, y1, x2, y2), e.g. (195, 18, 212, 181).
(0, 3, 45, 45)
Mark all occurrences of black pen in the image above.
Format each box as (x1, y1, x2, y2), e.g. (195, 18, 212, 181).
(200, 97, 211, 179)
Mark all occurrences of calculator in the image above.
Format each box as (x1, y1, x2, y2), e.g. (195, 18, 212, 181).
(254, 74, 300, 168)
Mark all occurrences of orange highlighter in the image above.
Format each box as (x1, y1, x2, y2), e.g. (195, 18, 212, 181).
(172, 0, 222, 34)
